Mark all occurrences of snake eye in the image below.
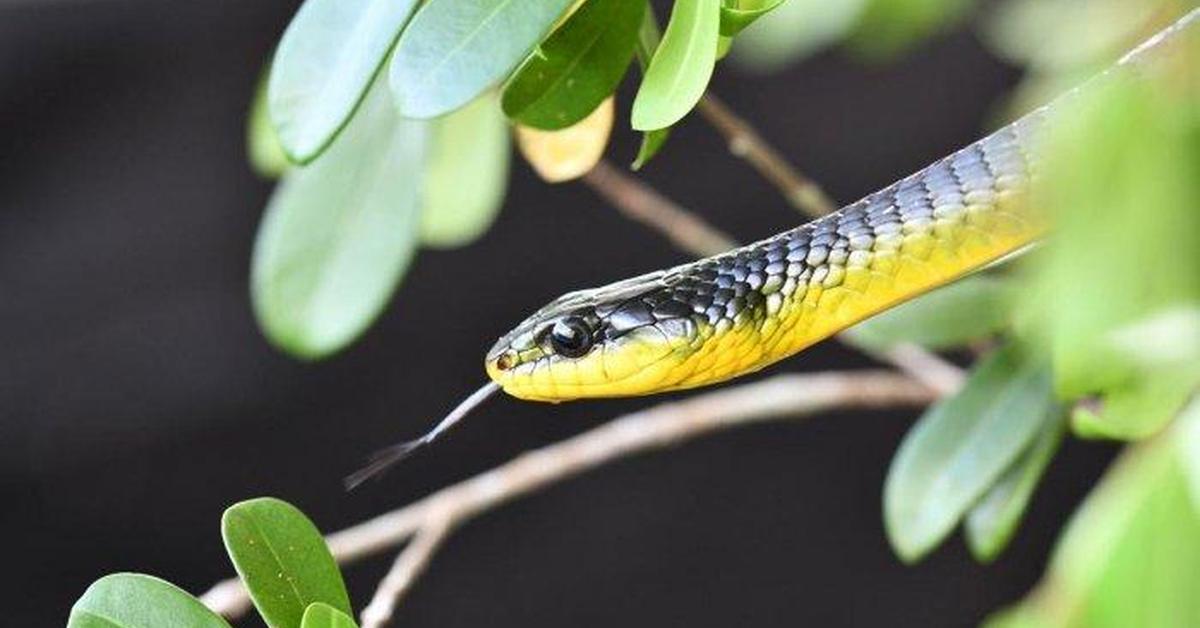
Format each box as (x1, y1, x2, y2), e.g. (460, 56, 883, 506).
(549, 317, 593, 358)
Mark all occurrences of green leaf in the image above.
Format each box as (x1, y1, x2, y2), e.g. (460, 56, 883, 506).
(249, 70, 290, 179)
(986, 406, 1200, 627)
(884, 344, 1055, 562)
(421, 94, 511, 248)
(719, 0, 786, 37)
(845, 0, 975, 61)
(716, 34, 734, 59)
(251, 79, 427, 359)
(965, 411, 1065, 563)
(846, 275, 1016, 351)
(1069, 370, 1200, 441)
(1024, 75, 1200, 399)
(268, 0, 421, 162)
(389, 0, 576, 119)
(301, 603, 358, 628)
(68, 573, 232, 628)
(222, 498, 351, 628)
(982, 0, 1171, 72)
(501, 0, 644, 130)
(631, 5, 672, 168)
(730, 0, 868, 72)
(631, 0, 721, 131)
(632, 127, 671, 170)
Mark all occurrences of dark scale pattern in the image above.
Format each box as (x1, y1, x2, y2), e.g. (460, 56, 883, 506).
(589, 112, 1045, 344)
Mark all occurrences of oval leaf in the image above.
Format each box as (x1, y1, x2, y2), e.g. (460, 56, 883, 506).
(421, 94, 511, 248)
(301, 603, 358, 628)
(502, 0, 643, 130)
(631, 0, 721, 131)
(389, 0, 576, 119)
(884, 344, 1055, 563)
(965, 411, 1064, 563)
(516, 96, 614, 183)
(987, 406, 1200, 626)
(222, 498, 351, 628)
(719, 0, 786, 37)
(252, 79, 427, 359)
(269, 0, 421, 162)
(69, 573, 232, 628)
(847, 276, 1016, 351)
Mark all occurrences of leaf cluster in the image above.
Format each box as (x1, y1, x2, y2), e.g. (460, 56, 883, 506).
(69, 498, 356, 628)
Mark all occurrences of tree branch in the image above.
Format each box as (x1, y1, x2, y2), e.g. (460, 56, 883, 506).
(359, 516, 453, 628)
(696, 93, 838, 218)
(200, 371, 937, 621)
(581, 160, 738, 257)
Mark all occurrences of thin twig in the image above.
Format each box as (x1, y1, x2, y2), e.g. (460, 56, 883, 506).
(581, 160, 738, 257)
(360, 515, 454, 628)
(861, 342, 967, 397)
(696, 93, 838, 218)
(200, 371, 937, 620)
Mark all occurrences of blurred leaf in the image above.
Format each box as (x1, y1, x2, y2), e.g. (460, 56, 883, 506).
(222, 498, 351, 628)
(517, 96, 614, 182)
(631, 0, 721, 131)
(731, 0, 868, 72)
(845, 0, 975, 60)
(268, 0, 420, 162)
(1177, 399, 1200, 508)
(885, 344, 1054, 562)
(69, 574, 232, 628)
(301, 603, 358, 628)
(985, 404, 1200, 627)
(716, 34, 735, 59)
(1069, 370, 1200, 441)
(846, 275, 1016, 351)
(251, 80, 427, 359)
(632, 6, 672, 168)
(249, 72, 290, 179)
(1026, 74, 1200, 399)
(983, 0, 1173, 72)
(720, 0, 787, 37)
(421, 94, 511, 248)
(1106, 307, 1200, 372)
(965, 411, 1065, 563)
(502, 0, 643, 130)
(389, 0, 576, 119)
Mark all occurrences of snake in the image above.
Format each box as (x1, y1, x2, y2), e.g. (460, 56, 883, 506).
(486, 114, 1044, 401)
(345, 10, 1196, 487)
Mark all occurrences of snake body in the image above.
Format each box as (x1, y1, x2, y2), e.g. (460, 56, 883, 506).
(486, 112, 1045, 401)
(483, 9, 1196, 403)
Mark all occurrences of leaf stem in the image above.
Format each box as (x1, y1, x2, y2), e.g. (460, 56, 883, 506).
(696, 92, 837, 218)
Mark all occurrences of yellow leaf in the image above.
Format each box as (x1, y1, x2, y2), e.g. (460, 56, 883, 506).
(516, 97, 614, 183)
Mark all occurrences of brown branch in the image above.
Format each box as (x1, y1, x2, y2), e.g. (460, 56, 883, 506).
(581, 160, 738, 257)
(359, 516, 454, 628)
(696, 93, 838, 218)
(200, 370, 937, 621)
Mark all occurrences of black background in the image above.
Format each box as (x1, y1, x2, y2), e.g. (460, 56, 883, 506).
(2, 2, 1115, 625)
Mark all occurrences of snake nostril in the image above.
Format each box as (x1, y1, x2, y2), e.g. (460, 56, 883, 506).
(495, 353, 515, 371)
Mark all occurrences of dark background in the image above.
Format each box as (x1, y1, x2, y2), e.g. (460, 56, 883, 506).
(2, 1, 1115, 625)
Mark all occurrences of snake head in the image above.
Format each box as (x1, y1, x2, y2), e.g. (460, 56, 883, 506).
(485, 270, 703, 401)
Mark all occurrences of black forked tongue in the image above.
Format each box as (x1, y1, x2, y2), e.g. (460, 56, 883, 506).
(345, 381, 502, 490)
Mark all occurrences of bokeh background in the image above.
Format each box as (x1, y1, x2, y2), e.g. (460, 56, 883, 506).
(2, 1, 1118, 625)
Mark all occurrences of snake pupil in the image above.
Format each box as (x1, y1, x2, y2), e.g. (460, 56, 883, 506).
(549, 317, 593, 358)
